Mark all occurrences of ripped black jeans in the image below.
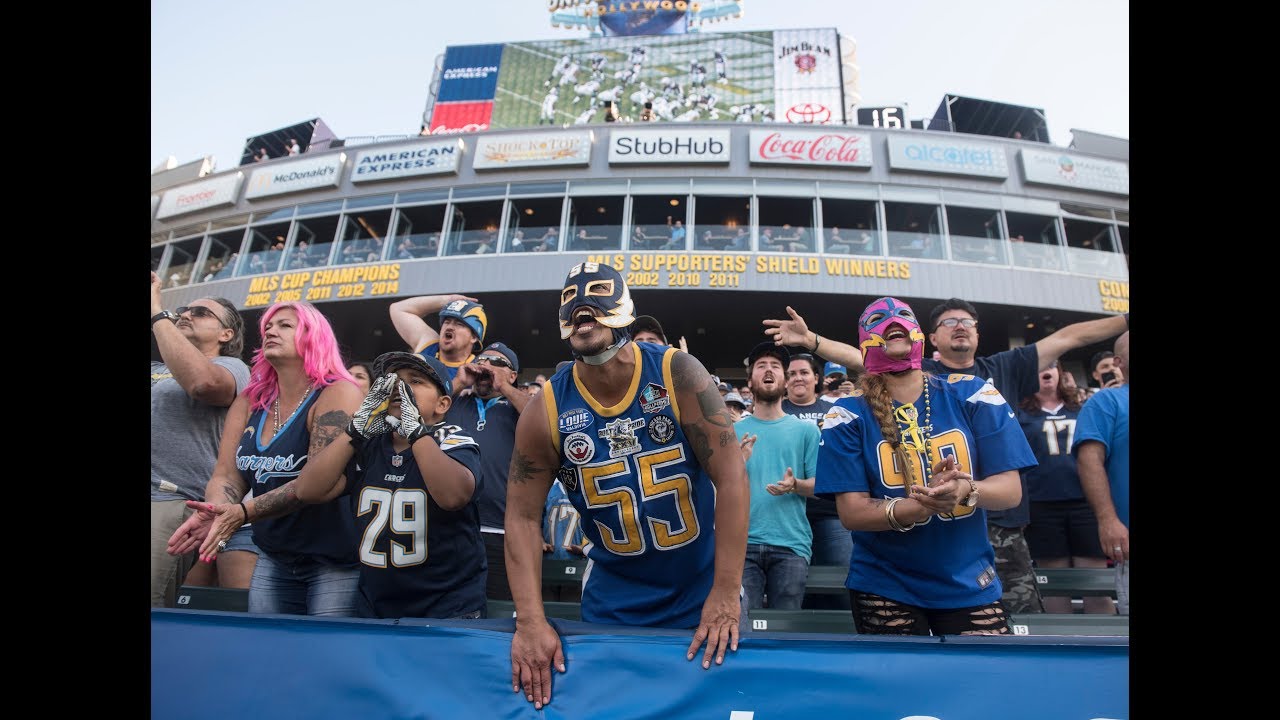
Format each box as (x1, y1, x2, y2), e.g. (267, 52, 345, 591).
(850, 590, 1010, 636)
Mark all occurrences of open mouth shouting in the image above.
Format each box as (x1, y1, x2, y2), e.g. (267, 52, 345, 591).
(884, 324, 909, 342)
(572, 307, 598, 336)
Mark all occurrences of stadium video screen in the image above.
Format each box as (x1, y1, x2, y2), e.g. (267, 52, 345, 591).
(428, 29, 847, 133)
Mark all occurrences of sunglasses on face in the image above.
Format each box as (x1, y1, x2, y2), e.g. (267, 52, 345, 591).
(935, 318, 977, 330)
(475, 356, 512, 369)
(175, 305, 228, 327)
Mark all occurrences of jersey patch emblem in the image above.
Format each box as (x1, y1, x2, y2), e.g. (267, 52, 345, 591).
(564, 432, 596, 465)
(647, 414, 676, 444)
(639, 383, 671, 414)
(391, 454, 404, 467)
(821, 406, 857, 431)
(947, 373, 977, 384)
(598, 417, 646, 458)
(559, 409, 593, 434)
(557, 465, 579, 492)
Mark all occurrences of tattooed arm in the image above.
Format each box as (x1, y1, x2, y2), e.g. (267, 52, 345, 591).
(505, 394, 565, 708)
(247, 380, 364, 520)
(670, 350, 749, 669)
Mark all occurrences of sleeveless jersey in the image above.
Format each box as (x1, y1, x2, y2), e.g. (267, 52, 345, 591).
(345, 429, 484, 619)
(236, 389, 357, 565)
(815, 374, 1037, 609)
(543, 342, 715, 628)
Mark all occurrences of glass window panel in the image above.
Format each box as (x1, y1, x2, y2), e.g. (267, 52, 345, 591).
(450, 185, 507, 200)
(884, 202, 943, 260)
(691, 179, 753, 194)
(629, 194, 688, 251)
(1060, 202, 1114, 220)
(171, 223, 207, 240)
(152, 232, 168, 246)
(569, 180, 628, 195)
(821, 198, 879, 256)
(508, 182, 568, 196)
(335, 209, 393, 265)
(945, 206, 1006, 265)
(445, 200, 505, 256)
(628, 180, 690, 194)
(566, 196, 625, 252)
(1001, 196, 1059, 216)
(151, 245, 166, 273)
(252, 206, 296, 223)
(1005, 211, 1064, 271)
(1115, 211, 1129, 223)
(197, 229, 247, 282)
(504, 197, 564, 253)
(693, 195, 751, 251)
(344, 194, 395, 210)
(238, 222, 291, 276)
(757, 196, 816, 253)
(164, 237, 204, 288)
(396, 189, 450, 205)
(879, 187, 941, 203)
(391, 205, 446, 259)
(284, 215, 341, 270)
(940, 190, 1002, 209)
(752, 179, 816, 197)
(209, 214, 250, 231)
(297, 200, 344, 217)
(816, 182, 878, 200)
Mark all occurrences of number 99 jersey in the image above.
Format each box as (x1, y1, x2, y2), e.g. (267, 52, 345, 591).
(543, 342, 716, 629)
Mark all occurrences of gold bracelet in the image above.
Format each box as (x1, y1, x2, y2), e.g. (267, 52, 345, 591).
(885, 496, 917, 532)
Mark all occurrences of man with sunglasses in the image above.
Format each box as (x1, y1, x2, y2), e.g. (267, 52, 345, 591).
(150, 271, 251, 607)
(447, 341, 532, 601)
(764, 298, 1128, 614)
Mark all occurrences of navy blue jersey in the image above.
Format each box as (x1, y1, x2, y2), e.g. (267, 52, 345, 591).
(446, 394, 519, 530)
(782, 398, 839, 521)
(924, 344, 1039, 527)
(544, 342, 716, 628)
(1019, 405, 1085, 502)
(815, 374, 1037, 609)
(417, 342, 474, 384)
(345, 429, 484, 619)
(236, 389, 357, 565)
(543, 480, 587, 560)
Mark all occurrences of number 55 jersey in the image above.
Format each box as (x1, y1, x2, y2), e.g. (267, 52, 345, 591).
(543, 342, 716, 628)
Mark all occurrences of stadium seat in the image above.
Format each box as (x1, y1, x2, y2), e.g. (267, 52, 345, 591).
(747, 609, 855, 634)
(487, 599, 582, 621)
(1008, 613, 1128, 636)
(542, 559, 588, 590)
(803, 565, 848, 595)
(175, 586, 249, 612)
(1034, 568, 1117, 598)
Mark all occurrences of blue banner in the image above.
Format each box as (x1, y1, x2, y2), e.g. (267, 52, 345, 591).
(437, 44, 505, 103)
(152, 610, 1128, 720)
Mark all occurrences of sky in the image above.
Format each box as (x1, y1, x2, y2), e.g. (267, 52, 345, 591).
(151, 0, 1128, 172)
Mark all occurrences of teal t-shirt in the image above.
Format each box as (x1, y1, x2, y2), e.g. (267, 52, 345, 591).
(735, 413, 820, 561)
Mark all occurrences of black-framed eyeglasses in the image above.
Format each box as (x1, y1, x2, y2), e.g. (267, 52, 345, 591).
(176, 305, 228, 327)
(475, 356, 512, 369)
(935, 318, 977, 330)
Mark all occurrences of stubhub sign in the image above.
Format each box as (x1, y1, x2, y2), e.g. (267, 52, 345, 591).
(608, 129, 730, 164)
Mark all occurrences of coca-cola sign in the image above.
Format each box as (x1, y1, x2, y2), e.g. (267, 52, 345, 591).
(748, 129, 873, 168)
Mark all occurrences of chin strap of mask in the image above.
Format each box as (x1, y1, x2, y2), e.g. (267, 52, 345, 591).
(576, 330, 629, 366)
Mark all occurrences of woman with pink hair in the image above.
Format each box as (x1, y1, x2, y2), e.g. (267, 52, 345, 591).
(167, 302, 364, 616)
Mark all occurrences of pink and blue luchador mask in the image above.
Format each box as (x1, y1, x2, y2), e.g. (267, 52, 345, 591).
(858, 297, 926, 374)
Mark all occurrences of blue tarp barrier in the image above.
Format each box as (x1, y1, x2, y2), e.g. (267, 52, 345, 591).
(152, 609, 1127, 720)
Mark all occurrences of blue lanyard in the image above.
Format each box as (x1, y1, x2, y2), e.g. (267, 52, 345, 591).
(475, 396, 501, 431)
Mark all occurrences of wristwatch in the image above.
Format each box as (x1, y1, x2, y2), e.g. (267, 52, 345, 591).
(151, 310, 178, 328)
(961, 478, 980, 508)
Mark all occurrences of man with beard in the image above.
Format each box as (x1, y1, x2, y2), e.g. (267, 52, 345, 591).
(735, 342, 819, 611)
(505, 261, 749, 711)
(763, 299, 1128, 614)
(388, 293, 488, 384)
(447, 341, 531, 600)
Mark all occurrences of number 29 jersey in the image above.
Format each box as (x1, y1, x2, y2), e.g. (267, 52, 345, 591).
(543, 342, 716, 629)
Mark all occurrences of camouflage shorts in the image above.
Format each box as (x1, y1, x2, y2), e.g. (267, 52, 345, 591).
(987, 524, 1045, 614)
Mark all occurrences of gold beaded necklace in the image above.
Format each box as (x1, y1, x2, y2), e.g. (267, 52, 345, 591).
(273, 386, 312, 435)
(893, 374, 935, 490)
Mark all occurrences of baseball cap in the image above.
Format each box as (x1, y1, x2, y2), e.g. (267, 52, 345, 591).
(373, 351, 452, 397)
(438, 300, 487, 345)
(717, 381, 732, 393)
(722, 392, 747, 410)
(824, 361, 847, 377)
(745, 341, 791, 369)
(479, 341, 520, 373)
(630, 315, 667, 345)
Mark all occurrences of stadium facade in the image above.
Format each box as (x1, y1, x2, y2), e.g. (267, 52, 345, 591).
(151, 27, 1129, 383)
